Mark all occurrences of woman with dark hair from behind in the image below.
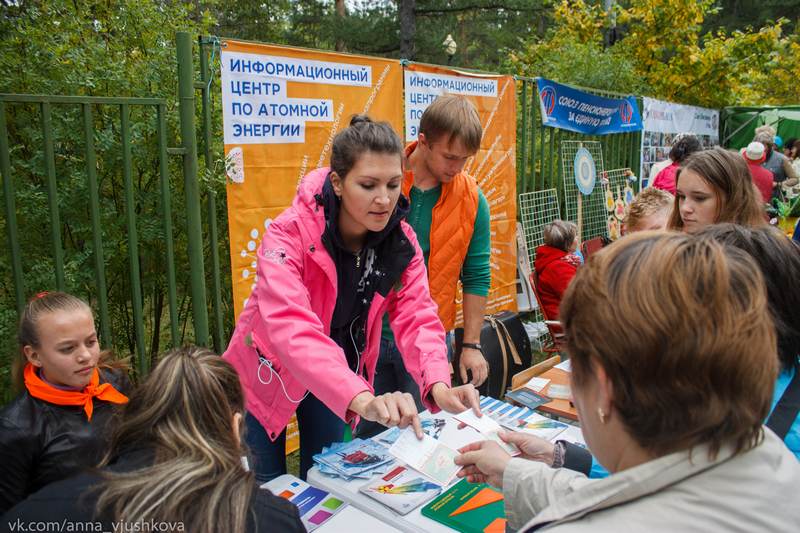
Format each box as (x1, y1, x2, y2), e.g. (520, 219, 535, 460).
(696, 224, 800, 459)
(2, 347, 305, 533)
(652, 133, 702, 194)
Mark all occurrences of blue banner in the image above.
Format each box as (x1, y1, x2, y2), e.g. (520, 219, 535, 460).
(536, 78, 642, 135)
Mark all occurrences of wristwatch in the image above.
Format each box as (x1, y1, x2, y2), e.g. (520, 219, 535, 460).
(462, 342, 483, 353)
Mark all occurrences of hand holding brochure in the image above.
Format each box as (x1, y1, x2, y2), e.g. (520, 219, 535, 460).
(453, 409, 520, 456)
(389, 428, 461, 486)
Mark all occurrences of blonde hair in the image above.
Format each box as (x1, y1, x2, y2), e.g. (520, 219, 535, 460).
(626, 188, 673, 232)
(668, 148, 766, 231)
(561, 232, 776, 460)
(93, 346, 252, 533)
(543, 220, 577, 251)
(419, 94, 482, 153)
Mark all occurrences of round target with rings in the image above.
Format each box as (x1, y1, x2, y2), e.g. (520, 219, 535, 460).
(573, 147, 596, 195)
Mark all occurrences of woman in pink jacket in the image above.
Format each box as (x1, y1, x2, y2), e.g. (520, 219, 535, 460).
(223, 116, 480, 482)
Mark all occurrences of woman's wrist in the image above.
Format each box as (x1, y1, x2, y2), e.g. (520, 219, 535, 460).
(348, 390, 374, 417)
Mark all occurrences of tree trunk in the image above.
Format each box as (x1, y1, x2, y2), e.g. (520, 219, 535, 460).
(335, 0, 346, 52)
(399, 0, 415, 60)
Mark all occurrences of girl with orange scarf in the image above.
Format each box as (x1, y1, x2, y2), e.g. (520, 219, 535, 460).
(0, 292, 129, 514)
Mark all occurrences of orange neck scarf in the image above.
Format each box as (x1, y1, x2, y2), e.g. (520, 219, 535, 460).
(24, 363, 128, 421)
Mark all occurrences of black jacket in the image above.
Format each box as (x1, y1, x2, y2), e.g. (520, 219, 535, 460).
(0, 450, 306, 533)
(318, 175, 415, 373)
(0, 368, 130, 514)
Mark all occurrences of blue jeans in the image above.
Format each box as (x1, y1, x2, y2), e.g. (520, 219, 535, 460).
(355, 335, 453, 438)
(245, 393, 346, 483)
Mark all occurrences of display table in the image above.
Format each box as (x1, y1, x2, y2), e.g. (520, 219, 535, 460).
(308, 411, 469, 533)
(263, 474, 402, 532)
(306, 407, 585, 533)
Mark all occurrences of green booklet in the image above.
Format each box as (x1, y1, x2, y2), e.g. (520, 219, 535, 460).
(421, 479, 506, 533)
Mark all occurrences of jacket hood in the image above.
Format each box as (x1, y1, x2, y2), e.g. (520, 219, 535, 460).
(535, 245, 569, 273)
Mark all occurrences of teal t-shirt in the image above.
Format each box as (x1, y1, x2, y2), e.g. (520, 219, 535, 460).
(382, 185, 491, 340)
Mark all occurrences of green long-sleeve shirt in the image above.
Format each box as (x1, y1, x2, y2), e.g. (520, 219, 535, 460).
(382, 184, 491, 339)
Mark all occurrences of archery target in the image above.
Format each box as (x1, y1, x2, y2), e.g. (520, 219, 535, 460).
(573, 147, 596, 195)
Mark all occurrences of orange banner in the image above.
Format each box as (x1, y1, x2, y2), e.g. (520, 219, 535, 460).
(221, 40, 404, 453)
(403, 64, 518, 322)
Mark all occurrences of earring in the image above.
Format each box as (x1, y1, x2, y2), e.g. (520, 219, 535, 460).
(597, 407, 607, 424)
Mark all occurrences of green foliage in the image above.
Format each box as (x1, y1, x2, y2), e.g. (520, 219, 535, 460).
(508, 0, 800, 107)
(0, 1, 228, 400)
(508, 36, 649, 94)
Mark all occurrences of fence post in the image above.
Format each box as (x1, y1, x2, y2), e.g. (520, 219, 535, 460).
(176, 32, 209, 346)
(0, 102, 25, 314)
(199, 36, 225, 354)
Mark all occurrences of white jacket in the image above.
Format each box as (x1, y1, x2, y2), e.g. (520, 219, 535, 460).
(504, 427, 800, 532)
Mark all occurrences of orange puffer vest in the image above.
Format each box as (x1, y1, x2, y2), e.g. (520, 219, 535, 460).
(402, 141, 479, 330)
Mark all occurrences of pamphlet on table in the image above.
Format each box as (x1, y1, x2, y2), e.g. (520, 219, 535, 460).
(267, 476, 347, 531)
(389, 428, 461, 486)
(421, 479, 506, 533)
(358, 464, 443, 515)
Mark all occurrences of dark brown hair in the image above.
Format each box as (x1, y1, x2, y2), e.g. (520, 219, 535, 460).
(697, 224, 800, 371)
(668, 147, 766, 231)
(561, 232, 776, 460)
(419, 94, 482, 153)
(330, 114, 403, 179)
(668, 133, 702, 163)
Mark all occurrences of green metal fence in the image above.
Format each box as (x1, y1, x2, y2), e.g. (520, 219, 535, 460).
(0, 33, 228, 387)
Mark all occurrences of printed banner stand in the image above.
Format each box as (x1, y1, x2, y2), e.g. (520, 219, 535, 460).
(220, 40, 404, 455)
(640, 97, 719, 187)
(404, 63, 518, 321)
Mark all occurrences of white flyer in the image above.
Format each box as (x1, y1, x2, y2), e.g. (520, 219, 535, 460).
(389, 428, 461, 486)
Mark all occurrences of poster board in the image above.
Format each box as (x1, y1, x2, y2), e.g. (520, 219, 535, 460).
(640, 97, 719, 187)
(404, 64, 518, 321)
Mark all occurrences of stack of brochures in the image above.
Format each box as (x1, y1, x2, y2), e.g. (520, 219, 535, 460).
(313, 438, 395, 481)
(479, 395, 570, 441)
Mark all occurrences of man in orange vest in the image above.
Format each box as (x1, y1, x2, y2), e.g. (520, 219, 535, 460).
(361, 95, 491, 437)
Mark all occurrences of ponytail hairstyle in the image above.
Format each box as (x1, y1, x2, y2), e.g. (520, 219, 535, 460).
(330, 114, 403, 179)
(93, 346, 251, 533)
(14, 291, 120, 391)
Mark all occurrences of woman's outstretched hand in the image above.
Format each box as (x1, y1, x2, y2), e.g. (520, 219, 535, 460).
(349, 390, 423, 438)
